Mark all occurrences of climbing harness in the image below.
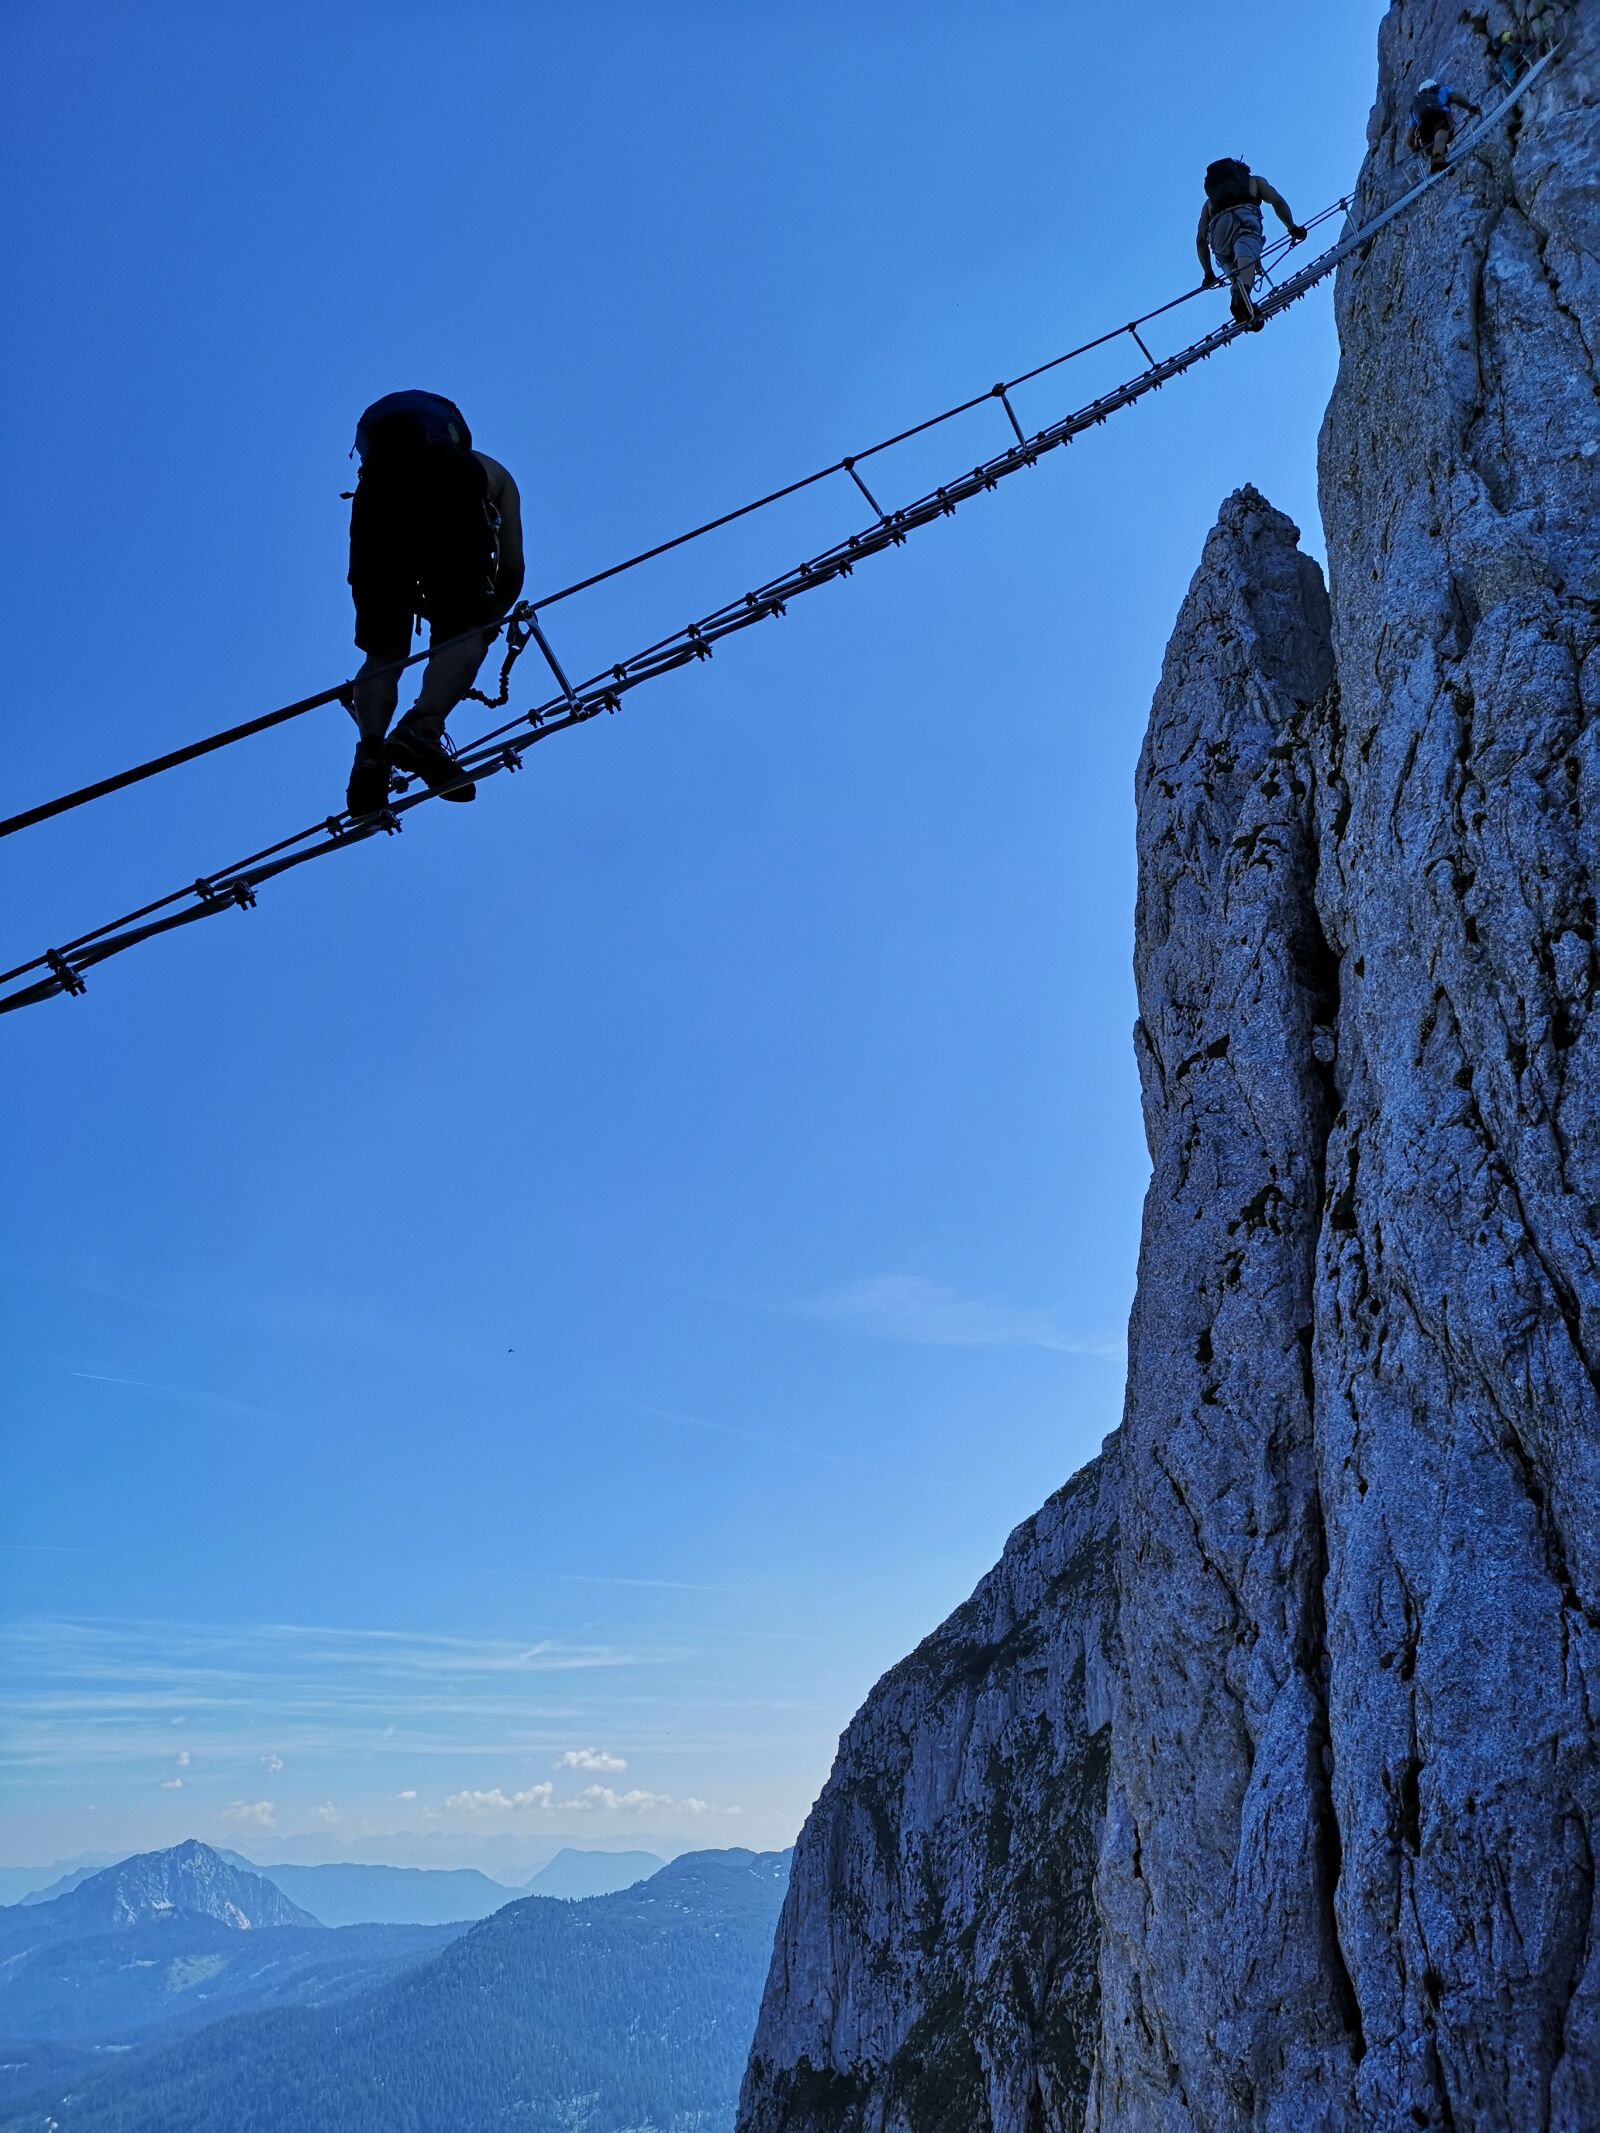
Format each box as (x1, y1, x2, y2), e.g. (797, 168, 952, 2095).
(0, 42, 1563, 1017)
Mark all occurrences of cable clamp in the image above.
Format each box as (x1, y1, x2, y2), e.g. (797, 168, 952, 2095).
(45, 948, 86, 998)
(601, 690, 622, 714)
(686, 625, 713, 661)
(324, 815, 347, 840)
(194, 877, 256, 910)
(936, 489, 957, 517)
(500, 746, 524, 773)
(378, 810, 402, 836)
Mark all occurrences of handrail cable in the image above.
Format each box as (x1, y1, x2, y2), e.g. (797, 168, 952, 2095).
(0, 228, 1346, 844)
(0, 44, 1562, 1015)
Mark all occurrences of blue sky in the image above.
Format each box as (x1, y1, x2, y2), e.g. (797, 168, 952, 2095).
(2, 0, 1382, 1867)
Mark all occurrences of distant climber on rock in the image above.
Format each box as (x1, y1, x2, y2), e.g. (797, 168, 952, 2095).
(1407, 79, 1483, 173)
(1490, 23, 1536, 85)
(343, 390, 525, 817)
(1196, 160, 1306, 332)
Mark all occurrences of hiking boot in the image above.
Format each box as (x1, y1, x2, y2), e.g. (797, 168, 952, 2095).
(386, 721, 476, 802)
(346, 739, 393, 818)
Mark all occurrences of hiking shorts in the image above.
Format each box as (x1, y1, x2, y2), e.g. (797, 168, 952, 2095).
(1210, 204, 1264, 277)
(349, 448, 502, 653)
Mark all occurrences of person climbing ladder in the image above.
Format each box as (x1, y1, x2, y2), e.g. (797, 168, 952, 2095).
(1196, 160, 1306, 330)
(344, 390, 525, 816)
(1407, 79, 1483, 172)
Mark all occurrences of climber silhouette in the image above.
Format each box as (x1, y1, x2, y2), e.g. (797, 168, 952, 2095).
(344, 390, 526, 816)
(1197, 160, 1306, 331)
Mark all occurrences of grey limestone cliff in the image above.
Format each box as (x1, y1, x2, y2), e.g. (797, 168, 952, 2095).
(741, 6, 1599, 2129)
(739, 1449, 1120, 2130)
(1306, 3, 1600, 2124)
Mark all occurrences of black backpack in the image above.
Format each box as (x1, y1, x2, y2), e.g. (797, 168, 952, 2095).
(353, 390, 473, 463)
(1410, 83, 1450, 124)
(1204, 158, 1255, 211)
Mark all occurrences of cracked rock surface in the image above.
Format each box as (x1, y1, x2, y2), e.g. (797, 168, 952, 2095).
(1088, 490, 1348, 2133)
(738, 6, 1597, 2128)
(737, 1452, 1120, 2132)
(1307, 4, 1600, 2127)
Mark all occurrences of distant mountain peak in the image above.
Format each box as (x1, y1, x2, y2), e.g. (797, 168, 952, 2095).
(60, 1840, 319, 1933)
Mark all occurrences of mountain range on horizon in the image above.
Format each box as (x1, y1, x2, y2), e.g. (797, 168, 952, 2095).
(0, 1841, 463, 2091)
(0, 1839, 791, 2132)
(6, 1843, 666, 1928)
(1, 1827, 701, 1893)
(0, 1841, 317, 1942)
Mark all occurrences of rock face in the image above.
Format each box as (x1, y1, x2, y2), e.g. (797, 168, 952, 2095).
(740, 8, 1599, 2130)
(1090, 491, 1349, 2133)
(739, 1452, 1120, 2130)
(1303, 5, 1600, 2125)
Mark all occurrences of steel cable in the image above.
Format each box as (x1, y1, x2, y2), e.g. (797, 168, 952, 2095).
(0, 42, 1562, 1013)
(0, 217, 1349, 846)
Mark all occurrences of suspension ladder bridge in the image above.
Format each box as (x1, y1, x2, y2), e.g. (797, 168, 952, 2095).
(0, 45, 1562, 1017)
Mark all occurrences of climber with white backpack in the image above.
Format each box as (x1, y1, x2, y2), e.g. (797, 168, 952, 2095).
(1196, 160, 1307, 331)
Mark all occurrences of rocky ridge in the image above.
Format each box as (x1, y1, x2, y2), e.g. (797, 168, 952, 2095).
(739, 6, 1599, 2129)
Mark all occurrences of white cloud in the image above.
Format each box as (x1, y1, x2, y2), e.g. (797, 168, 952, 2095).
(394, 1789, 417, 1801)
(175, 1749, 191, 1769)
(315, 1800, 338, 1826)
(555, 1747, 626, 1774)
(171, 1716, 186, 1727)
(563, 1785, 733, 1816)
(161, 1777, 184, 1791)
(443, 1783, 554, 1815)
(261, 1754, 283, 1774)
(219, 1799, 278, 1832)
(567, 1784, 671, 1813)
(797, 1275, 1120, 1356)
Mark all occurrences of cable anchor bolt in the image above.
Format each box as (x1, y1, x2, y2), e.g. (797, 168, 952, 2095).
(45, 948, 86, 998)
